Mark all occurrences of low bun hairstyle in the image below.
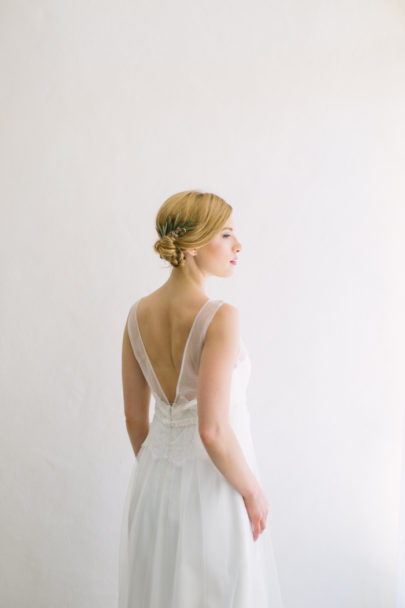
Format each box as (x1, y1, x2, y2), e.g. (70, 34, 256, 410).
(153, 190, 232, 268)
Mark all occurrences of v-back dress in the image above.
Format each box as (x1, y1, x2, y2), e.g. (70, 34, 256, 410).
(118, 298, 284, 608)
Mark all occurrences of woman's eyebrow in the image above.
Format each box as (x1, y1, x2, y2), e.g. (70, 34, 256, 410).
(222, 227, 233, 231)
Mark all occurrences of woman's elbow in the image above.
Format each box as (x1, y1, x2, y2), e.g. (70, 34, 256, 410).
(199, 422, 226, 445)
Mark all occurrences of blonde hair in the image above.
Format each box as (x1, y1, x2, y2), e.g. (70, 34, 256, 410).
(153, 190, 232, 268)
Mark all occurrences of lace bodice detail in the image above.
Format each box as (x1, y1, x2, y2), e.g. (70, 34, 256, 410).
(126, 298, 252, 465)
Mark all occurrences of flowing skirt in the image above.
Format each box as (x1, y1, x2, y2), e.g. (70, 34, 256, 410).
(118, 409, 283, 607)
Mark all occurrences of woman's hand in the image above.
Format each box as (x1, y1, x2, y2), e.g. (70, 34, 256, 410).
(243, 485, 269, 541)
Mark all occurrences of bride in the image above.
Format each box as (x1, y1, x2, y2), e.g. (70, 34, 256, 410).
(119, 190, 284, 607)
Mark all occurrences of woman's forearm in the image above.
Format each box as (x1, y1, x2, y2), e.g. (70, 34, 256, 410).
(200, 425, 260, 499)
(125, 418, 149, 458)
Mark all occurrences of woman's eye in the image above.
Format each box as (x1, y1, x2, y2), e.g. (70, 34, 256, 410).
(223, 234, 231, 238)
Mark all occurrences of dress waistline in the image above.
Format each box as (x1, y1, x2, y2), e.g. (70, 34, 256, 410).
(153, 397, 199, 427)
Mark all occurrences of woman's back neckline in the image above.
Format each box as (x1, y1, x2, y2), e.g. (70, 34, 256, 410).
(133, 293, 213, 406)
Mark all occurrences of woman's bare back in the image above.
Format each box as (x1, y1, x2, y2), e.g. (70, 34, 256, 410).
(134, 288, 211, 405)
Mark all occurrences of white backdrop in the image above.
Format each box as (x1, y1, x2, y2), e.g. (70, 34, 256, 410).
(1, 1, 404, 607)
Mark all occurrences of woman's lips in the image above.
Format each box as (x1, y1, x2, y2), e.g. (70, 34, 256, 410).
(230, 260, 238, 265)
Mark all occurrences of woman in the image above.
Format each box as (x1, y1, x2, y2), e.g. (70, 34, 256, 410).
(119, 190, 283, 607)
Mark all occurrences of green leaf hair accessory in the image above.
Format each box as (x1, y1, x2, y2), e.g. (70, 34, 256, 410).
(158, 214, 196, 239)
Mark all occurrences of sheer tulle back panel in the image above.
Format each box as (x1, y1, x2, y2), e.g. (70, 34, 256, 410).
(127, 299, 225, 405)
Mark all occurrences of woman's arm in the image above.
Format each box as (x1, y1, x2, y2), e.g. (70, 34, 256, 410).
(122, 318, 151, 457)
(197, 303, 269, 541)
(197, 303, 260, 499)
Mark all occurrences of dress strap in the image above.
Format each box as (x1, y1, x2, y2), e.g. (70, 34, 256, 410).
(186, 300, 225, 370)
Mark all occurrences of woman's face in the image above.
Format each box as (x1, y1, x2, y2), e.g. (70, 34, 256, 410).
(192, 213, 242, 277)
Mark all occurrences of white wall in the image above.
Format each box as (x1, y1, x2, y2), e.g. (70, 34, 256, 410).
(1, 1, 404, 606)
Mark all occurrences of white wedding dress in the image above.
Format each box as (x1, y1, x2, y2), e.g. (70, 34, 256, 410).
(118, 298, 284, 608)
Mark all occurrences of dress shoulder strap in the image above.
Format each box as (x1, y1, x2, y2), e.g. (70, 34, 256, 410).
(186, 299, 225, 370)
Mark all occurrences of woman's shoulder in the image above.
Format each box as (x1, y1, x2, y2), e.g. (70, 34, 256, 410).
(207, 300, 240, 335)
(201, 301, 241, 361)
(215, 299, 239, 315)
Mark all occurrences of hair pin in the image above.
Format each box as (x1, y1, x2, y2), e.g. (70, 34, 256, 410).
(158, 214, 196, 239)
